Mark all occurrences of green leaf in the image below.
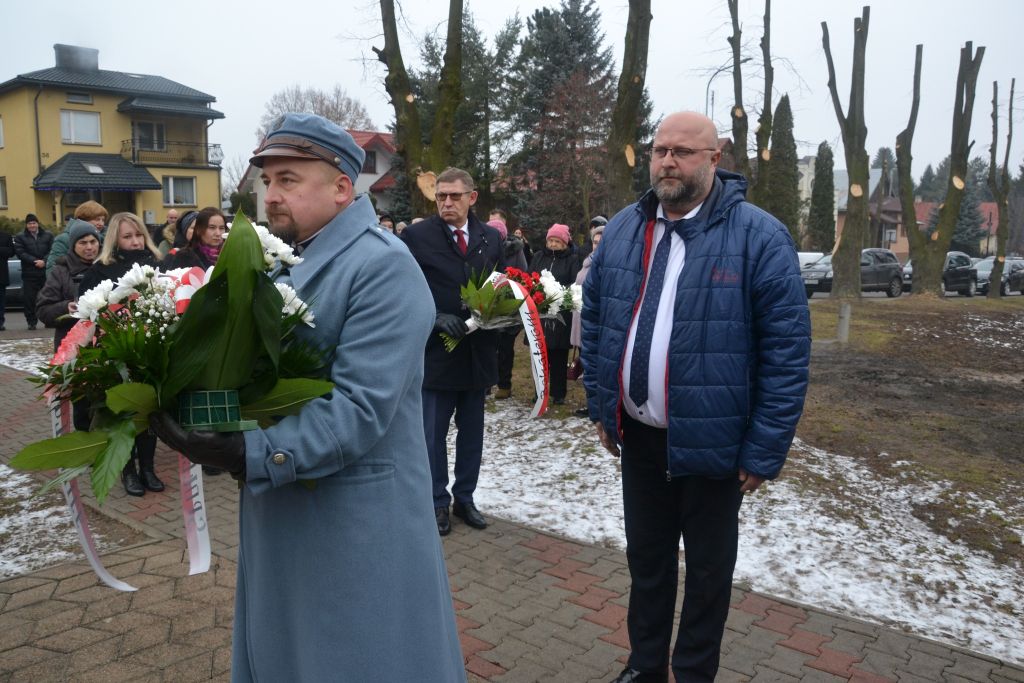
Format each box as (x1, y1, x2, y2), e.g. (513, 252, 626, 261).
(10, 431, 110, 471)
(240, 378, 334, 423)
(90, 419, 138, 505)
(106, 382, 157, 417)
(34, 465, 91, 498)
(162, 274, 229, 402)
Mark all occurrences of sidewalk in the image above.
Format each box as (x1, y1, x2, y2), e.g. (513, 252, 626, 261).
(1, 363, 1021, 682)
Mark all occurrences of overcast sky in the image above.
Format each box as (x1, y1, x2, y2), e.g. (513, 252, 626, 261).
(5, 0, 1023, 181)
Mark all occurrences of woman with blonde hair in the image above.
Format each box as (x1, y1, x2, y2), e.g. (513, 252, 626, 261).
(78, 212, 164, 497)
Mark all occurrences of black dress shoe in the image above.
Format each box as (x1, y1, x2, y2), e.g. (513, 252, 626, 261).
(122, 470, 144, 497)
(574, 407, 589, 418)
(452, 501, 487, 529)
(610, 667, 668, 683)
(435, 507, 451, 536)
(140, 469, 165, 492)
(202, 465, 224, 476)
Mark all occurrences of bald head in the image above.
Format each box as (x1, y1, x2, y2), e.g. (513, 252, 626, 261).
(656, 112, 719, 149)
(649, 111, 722, 218)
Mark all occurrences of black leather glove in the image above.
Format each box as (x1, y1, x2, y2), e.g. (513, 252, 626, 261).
(434, 313, 469, 339)
(149, 411, 246, 479)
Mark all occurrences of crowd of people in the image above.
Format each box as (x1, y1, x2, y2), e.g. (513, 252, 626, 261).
(6, 110, 811, 683)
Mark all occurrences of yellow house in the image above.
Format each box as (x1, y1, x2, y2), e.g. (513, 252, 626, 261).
(0, 44, 223, 226)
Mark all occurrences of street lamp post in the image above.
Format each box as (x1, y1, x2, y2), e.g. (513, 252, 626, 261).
(705, 57, 751, 119)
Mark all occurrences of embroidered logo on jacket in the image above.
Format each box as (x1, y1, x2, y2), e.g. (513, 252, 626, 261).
(711, 266, 739, 284)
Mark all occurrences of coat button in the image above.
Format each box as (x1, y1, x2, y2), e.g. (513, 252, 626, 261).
(272, 452, 287, 465)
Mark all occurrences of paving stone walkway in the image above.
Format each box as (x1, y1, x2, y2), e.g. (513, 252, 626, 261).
(1, 359, 1022, 682)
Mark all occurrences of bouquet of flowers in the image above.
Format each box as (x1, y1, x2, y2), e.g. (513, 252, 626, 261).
(439, 271, 524, 351)
(504, 267, 582, 318)
(10, 214, 333, 503)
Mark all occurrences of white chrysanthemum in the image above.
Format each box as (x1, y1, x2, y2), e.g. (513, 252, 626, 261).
(569, 283, 583, 312)
(538, 270, 566, 315)
(74, 280, 115, 320)
(254, 224, 303, 267)
(275, 283, 315, 327)
(109, 263, 156, 303)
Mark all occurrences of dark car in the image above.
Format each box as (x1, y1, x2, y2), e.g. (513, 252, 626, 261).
(1008, 259, 1024, 294)
(975, 256, 1024, 295)
(802, 248, 903, 298)
(901, 251, 977, 296)
(5, 258, 23, 310)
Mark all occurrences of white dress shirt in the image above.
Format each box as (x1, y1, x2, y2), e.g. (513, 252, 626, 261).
(621, 202, 702, 428)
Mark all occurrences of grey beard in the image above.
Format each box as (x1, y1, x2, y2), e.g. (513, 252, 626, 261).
(652, 164, 711, 208)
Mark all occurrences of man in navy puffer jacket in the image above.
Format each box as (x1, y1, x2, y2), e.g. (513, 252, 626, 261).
(581, 112, 810, 683)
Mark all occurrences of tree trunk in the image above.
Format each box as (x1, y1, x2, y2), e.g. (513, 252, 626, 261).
(987, 78, 1014, 299)
(924, 42, 985, 296)
(822, 6, 870, 299)
(727, 0, 752, 183)
(606, 0, 652, 212)
(896, 45, 925, 293)
(751, 0, 774, 206)
(376, 0, 464, 217)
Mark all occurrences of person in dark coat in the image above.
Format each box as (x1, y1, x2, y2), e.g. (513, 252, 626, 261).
(37, 220, 101, 351)
(488, 218, 527, 400)
(582, 112, 811, 683)
(528, 223, 580, 405)
(0, 230, 13, 330)
(80, 212, 165, 497)
(163, 207, 227, 270)
(401, 167, 505, 536)
(13, 214, 55, 330)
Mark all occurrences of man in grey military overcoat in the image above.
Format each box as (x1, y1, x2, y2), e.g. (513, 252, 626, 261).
(152, 113, 465, 682)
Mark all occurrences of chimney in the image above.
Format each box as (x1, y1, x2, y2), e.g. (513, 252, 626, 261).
(54, 44, 99, 72)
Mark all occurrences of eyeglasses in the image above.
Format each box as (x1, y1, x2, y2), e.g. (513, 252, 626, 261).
(435, 192, 469, 202)
(652, 146, 718, 159)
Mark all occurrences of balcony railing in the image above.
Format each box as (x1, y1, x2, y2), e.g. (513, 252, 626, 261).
(120, 140, 224, 168)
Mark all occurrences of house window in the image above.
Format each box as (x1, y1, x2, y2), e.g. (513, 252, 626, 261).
(66, 92, 93, 104)
(162, 176, 196, 206)
(60, 110, 101, 145)
(0, 177, 7, 208)
(135, 121, 166, 151)
(362, 151, 377, 174)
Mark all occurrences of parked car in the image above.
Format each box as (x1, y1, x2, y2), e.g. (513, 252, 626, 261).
(975, 256, 1024, 295)
(5, 258, 23, 310)
(901, 251, 977, 296)
(798, 251, 824, 268)
(802, 248, 903, 298)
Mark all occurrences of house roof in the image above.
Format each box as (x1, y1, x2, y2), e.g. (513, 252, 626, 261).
(369, 169, 398, 193)
(835, 168, 883, 211)
(0, 66, 215, 101)
(912, 200, 1000, 233)
(347, 130, 395, 153)
(33, 153, 161, 191)
(118, 96, 223, 119)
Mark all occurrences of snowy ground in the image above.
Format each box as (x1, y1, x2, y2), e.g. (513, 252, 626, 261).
(2, 338, 1021, 663)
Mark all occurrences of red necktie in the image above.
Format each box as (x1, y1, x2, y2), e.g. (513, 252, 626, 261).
(455, 228, 467, 255)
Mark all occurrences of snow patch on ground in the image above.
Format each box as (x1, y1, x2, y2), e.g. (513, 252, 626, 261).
(0, 464, 82, 578)
(466, 398, 1024, 665)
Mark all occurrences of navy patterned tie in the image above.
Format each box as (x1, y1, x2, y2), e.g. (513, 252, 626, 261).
(628, 221, 680, 408)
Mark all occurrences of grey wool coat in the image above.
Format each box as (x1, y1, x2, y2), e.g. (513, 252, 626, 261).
(237, 194, 465, 682)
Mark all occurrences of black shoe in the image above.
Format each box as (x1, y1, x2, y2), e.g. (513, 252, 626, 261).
(27, 323, 37, 331)
(452, 501, 487, 529)
(202, 465, 224, 476)
(0, 324, 5, 331)
(552, 397, 565, 405)
(574, 407, 589, 418)
(435, 507, 451, 536)
(140, 469, 165, 492)
(610, 667, 668, 683)
(122, 470, 144, 497)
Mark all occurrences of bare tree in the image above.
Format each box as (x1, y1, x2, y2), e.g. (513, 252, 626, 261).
(821, 6, 870, 299)
(987, 78, 1014, 298)
(896, 45, 923, 292)
(918, 42, 985, 296)
(256, 85, 375, 141)
(374, 0, 464, 216)
(726, 0, 752, 183)
(605, 0, 652, 210)
(220, 154, 249, 201)
(750, 0, 774, 207)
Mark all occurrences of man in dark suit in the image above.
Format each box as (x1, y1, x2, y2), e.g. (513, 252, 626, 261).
(402, 167, 505, 536)
(0, 230, 14, 330)
(13, 214, 54, 330)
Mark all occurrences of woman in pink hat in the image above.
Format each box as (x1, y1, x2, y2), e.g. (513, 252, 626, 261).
(527, 223, 580, 405)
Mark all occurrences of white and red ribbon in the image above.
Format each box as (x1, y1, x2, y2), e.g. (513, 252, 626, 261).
(52, 398, 138, 592)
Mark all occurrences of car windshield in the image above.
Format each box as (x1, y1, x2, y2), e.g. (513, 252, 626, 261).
(810, 255, 832, 267)
(974, 258, 994, 275)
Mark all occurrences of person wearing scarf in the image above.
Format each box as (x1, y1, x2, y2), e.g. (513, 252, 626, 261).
(163, 207, 227, 270)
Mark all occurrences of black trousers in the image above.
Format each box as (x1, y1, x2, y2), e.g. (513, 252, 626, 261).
(422, 388, 486, 508)
(22, 277, 44, 326)
(547, 347, 569, 401)
(620, 414, 744, 682)
(496, 330, 517, 390)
